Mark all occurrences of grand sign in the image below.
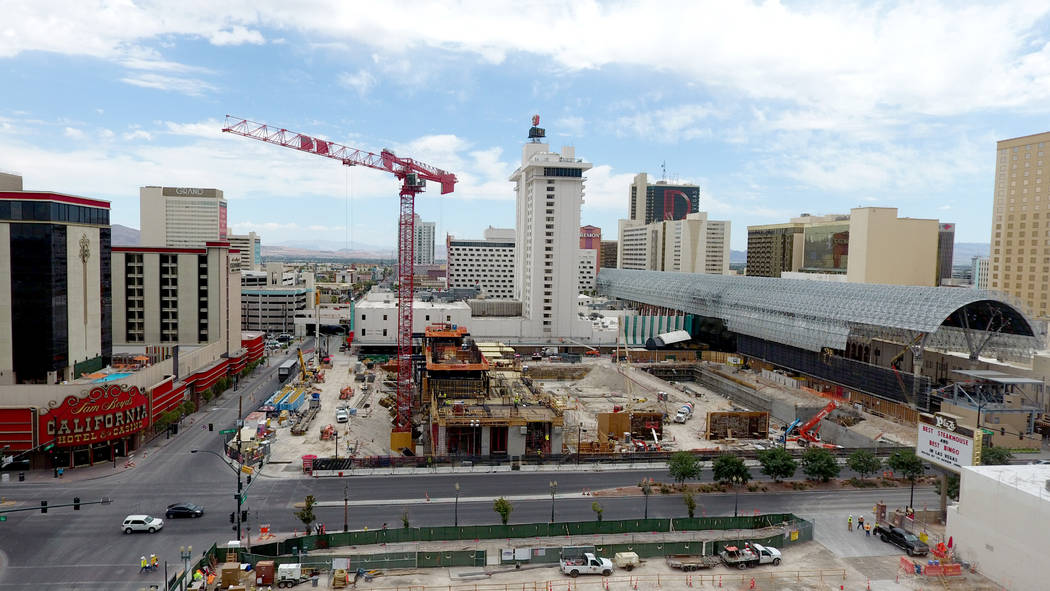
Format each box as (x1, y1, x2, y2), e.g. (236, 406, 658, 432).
(162, 187, 220, 198)
(916, 412, 979, 471)
(42, 385, 150, 447)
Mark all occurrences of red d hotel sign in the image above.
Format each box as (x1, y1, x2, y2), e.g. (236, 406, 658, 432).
(42, 385, 150, 446)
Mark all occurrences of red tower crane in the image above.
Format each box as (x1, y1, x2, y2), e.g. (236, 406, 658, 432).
(222, 116, 457, 448)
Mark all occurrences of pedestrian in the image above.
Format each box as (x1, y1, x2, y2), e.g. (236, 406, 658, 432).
(847, 515, 853, 532)
(865, 523, 871, 536)
(139, 556, 148, 573)
(151, 554, 158, 571)
(857, 515, 864, 532)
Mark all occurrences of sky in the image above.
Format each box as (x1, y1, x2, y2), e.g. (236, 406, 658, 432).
(2, 1, 1050, 251)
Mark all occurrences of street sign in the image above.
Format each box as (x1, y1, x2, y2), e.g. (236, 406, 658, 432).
(219, 429, 236, 435)
(42, 443, 54, 452)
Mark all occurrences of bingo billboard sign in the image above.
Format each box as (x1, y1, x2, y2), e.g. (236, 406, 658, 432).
(916, 413, 981, 471)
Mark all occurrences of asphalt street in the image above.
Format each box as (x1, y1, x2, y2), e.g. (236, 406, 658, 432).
(0, 341, 940, 590)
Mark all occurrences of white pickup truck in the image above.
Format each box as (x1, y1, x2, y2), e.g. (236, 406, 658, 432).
(560, 552, 613, 578)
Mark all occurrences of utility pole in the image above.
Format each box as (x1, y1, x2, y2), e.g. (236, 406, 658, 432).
(343, 484, 349, 533)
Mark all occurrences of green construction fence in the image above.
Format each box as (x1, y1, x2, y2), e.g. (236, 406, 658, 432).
(248, 514, 807, 557)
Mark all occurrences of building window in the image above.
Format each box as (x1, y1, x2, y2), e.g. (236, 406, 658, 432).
(382, 329, 387, 337)
(383, 314, 387, 321)
(362, 314, 366, 320)
(361, 328, 366, 336)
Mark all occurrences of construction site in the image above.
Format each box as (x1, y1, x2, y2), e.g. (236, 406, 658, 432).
(258, 323, 928, 470)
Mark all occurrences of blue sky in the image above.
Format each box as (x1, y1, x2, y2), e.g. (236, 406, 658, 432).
(2, 2, 1050, 251)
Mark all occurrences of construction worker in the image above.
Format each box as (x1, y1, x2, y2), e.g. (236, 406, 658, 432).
(151, 554, 158, 570)
(865, 523, 871, 536)
(857, 515, 864, 532)
(139, 556, 148, 573)
(847, 515, 853, 532)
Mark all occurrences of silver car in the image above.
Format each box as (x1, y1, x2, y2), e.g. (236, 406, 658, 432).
(122, 514, 164, 534)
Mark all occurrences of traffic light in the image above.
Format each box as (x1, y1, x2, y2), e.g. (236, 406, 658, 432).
(40, 501, 47, 514)
(208, 423, 214, 432)
(73, 497, 80, 511)
(246, 474, 251, 485)
(241, 510, 248, 523)
(229, 512, 235, 524)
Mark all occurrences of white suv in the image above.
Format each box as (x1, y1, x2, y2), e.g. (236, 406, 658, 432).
(122, 514, 164, 534)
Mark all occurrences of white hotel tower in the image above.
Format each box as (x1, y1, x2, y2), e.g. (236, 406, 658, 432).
(511, 117, 592, 337)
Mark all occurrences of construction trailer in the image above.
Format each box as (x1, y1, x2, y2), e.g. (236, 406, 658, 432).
(423, 324, 564, 457)
(704, 411, 770, 440)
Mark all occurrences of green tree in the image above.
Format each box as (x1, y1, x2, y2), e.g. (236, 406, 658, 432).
(683, 492, 696, 518)
(713, 455, 750, 518)
(295, 495, 317, 534)
(936, 473, 960, 501)
(757, 447, 797, 482)
(800, 447, 841, 482)
(668, 451, 702, 486)
(846, 449, 882, 480)
(493, 497, 513, 525)
(981, 446, 1013, 465)
(712, 454, 751, 486)
(887, 449, 925, 509)
(591, 501, 604, 523)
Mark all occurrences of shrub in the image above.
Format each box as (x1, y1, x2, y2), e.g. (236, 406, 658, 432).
(800, 447, 840, 482)
(493, 497, 512, 525)
(846, 449, 881, 480)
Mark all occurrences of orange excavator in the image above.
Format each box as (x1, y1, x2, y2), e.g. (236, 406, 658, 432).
(784, 400, 840, 448)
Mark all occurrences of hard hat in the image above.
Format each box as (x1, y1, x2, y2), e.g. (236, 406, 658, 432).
(141, 556, 146, 560)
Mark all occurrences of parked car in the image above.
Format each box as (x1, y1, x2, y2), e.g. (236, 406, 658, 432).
(165, 503, 204, 519)
(335, 409, 349, 423)
(122, 514, 164, 534)
(872, 525, 929, 556)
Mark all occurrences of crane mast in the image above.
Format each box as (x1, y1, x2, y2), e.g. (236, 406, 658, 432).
(222, 116, 457, 450)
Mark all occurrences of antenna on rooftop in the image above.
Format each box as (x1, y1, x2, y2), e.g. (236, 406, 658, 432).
(660, 160, 667, 182)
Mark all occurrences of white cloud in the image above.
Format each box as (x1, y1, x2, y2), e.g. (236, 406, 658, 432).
(208, 26, 264, 46)
(120, 73, 217, 96)
(337, 69, 376, 98)
(63, 126, 84, 139)
(555, 116, 585, 136)
(614, 104, 719, 142)
(122, 130, 153, 141)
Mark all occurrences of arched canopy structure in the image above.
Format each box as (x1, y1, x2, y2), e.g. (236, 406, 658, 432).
(596, 269, 1038, 360)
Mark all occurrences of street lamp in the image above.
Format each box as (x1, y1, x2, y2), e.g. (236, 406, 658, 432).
(191, 449, 244, 541)
(179, 545, 192, 591)
(454, 482, 461, 527)
(343, 483, 349, 533)
(641, 478, 653, 520)
(549, 480, 558, 523)
(469, 419, 480, 456)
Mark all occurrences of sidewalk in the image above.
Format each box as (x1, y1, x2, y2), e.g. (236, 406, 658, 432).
(1, 427, 187, 484)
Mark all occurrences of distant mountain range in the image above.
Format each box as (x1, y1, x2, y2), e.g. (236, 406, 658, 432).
(111, 224, 140, 246)
(951, 242, 990, 266)
(109, 224, 989, 267)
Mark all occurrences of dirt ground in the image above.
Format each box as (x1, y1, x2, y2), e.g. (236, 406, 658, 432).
(266, 348, 396, 464)
(241, 536, 1003, 591)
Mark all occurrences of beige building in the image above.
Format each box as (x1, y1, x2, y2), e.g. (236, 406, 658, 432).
(748, 208, 941, 286)
(617, 212, 731, 274)
(140, 186, 227, 248)
(990, 132, 1050, 320)
(0, 174, 112, 384)
(111, 243, 241, 348)
(227, 231, 261, 271)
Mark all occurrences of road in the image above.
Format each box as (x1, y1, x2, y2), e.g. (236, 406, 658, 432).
(0, 341, 939, 590)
